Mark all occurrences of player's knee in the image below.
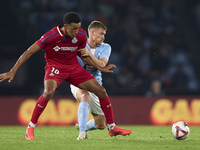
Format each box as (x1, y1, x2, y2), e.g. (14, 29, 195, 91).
(98, 86, 106, 94)
(43, 89, 55, 100)
(81, 91, 90, 102)
(77, 90, 90, 103)
(96, 86, 107, 98)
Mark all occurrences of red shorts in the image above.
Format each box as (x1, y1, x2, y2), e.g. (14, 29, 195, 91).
(44, 65, 95, 88)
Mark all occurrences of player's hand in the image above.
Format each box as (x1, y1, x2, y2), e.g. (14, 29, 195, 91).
(0, 71, 15, 83)
(78, 47, 91, 57)
(98, 64, 116, 73)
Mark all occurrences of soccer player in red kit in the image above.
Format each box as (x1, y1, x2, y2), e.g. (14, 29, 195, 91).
(0, 12, 132, 140)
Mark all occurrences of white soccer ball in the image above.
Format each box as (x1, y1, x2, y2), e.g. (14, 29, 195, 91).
(171, 121, 190, 140)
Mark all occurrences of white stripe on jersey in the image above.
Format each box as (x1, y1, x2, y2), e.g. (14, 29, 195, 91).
(57, 26, 64, 37)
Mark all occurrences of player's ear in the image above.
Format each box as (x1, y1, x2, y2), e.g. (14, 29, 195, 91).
(64, 24, 71, 30)
(90, 29, 95, 35)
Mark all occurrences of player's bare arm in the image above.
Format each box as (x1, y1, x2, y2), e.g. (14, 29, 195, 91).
(78, 47, 107, 67)
(80, 56, 116, 73)
(77, 47, 116, 73)
(0, 43, 40, 83)
(83, 57, 116, 73)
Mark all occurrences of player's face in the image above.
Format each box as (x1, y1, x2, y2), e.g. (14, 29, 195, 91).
(92, 28, 106, 45)
(64, 23, 81, 38)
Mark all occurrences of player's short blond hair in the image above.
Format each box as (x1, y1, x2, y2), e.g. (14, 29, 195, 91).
(88, 21, 107, 31)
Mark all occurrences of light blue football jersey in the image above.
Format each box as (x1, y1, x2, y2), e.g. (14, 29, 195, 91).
(77, 42, 111, 85)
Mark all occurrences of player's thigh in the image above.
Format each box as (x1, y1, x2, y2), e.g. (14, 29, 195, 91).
(44, 79, 58, 91)
(43, 79, 58, 99)
(79, 79, 107, 98)
(79, 79, 100, 91)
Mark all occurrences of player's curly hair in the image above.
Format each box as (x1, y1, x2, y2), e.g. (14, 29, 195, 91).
(88, 21, 107, 31)
(63, 12, 81, 24)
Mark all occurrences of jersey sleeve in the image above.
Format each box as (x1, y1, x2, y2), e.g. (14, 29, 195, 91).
(36, 34, 48, 49)
(36, 29, 55, 49)
(100, 44, 111, 61)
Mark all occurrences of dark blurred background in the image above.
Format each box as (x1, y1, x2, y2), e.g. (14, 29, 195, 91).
(1, 0, 200, 96)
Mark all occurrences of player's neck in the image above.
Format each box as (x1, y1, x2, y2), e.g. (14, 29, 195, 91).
(88, 39, 98, 49)
(60, 26, 69, 36)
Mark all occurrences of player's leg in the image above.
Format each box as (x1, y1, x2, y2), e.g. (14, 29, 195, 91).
(30, 79, 57, 123)
(78, 79, 114, 126)
(76, 89, 90, 132)
(79, 79, 132, 136)
(76, 94, 106, 132)
(70, 67, 132, 136)
(76, 115, 106, 133)
(93, 115, 106, 129)
(76, 90, 90, 140)
(86, 114, 106, 131)
(25, 79, 58, 140)
(70, 84, 90, 140)
(85, 92, 106, 131)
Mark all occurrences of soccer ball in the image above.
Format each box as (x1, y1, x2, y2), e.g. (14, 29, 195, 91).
(171, 121, 190, 140)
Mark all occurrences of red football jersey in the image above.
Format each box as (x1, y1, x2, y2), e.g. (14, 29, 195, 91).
(36, 25, 87, 68)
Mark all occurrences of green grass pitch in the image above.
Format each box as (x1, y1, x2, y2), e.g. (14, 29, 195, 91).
(0, 125, 199, 150)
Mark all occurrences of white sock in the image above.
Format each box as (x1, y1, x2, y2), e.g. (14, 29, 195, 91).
(28, 121, 36, 128)
(107, 123, 115, 131)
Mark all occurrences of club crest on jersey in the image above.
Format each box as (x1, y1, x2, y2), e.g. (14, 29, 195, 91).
(97, 51, 101, 58)
(49, 73, 54, 76)
(72, 37, 78, 44)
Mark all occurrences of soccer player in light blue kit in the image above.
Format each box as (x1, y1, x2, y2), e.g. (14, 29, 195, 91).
(71, 20, 127, 140)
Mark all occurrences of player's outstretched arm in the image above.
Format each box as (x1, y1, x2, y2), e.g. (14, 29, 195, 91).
(0, 43, 40, 83)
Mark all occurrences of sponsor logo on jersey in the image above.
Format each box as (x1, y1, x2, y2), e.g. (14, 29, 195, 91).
(49, 73, 54, 76)
(72, 37, 78, 43)
(53, 46, 78, 52)
(53, 46, 61, 51)
(83, 64, 97, 71)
